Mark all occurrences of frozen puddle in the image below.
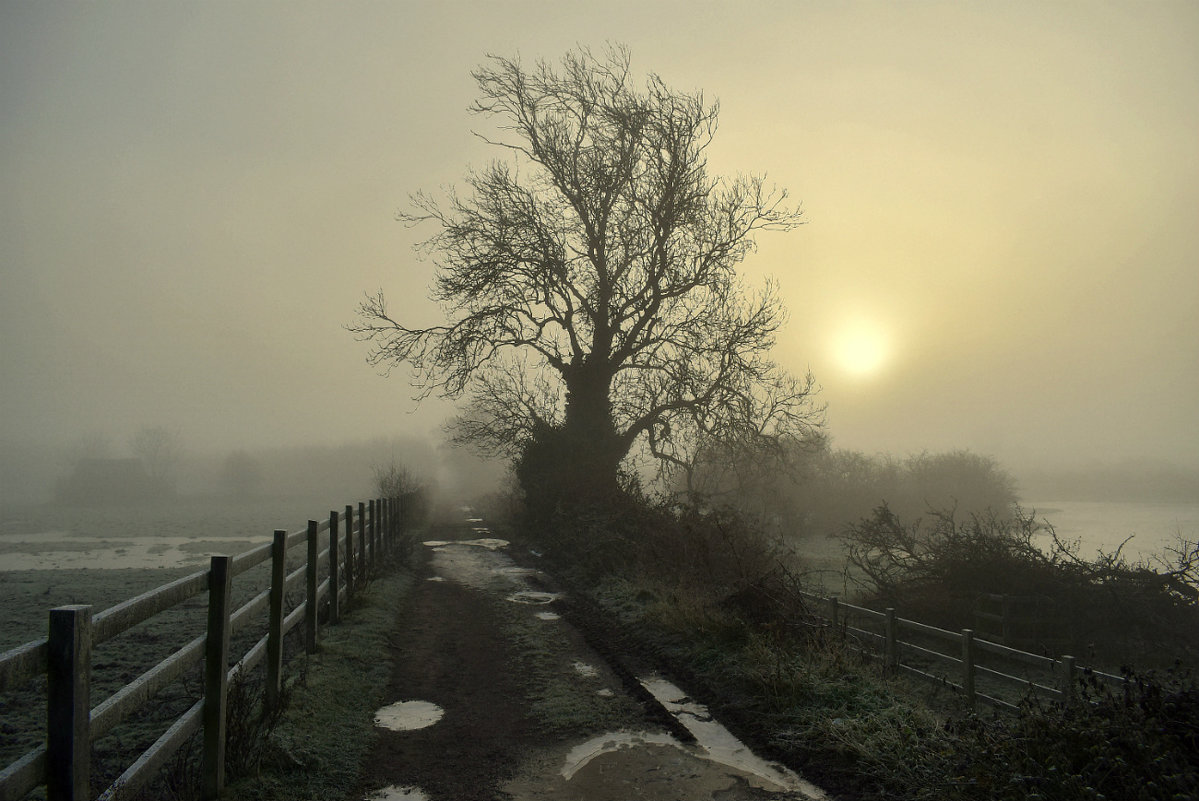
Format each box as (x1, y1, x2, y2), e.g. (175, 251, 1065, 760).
(507, 590, 561, 605)
(572, 661, 599, 678)
(422, 538, 509, 550)
(640, 676, 826, 798)
(561, 731, 682, 781)
(364, 786, 429, 801)
(374, 701, 444, 732)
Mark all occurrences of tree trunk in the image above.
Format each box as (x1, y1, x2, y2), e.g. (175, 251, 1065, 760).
(515, 362, 626, 534)
(561, 362, 625, 500)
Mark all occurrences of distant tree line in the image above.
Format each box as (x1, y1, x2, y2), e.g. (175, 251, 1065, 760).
(686, 443, 1019, 540)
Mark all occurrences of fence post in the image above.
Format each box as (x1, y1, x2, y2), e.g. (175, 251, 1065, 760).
(884, 608, 898, 674)
(829, 597, 840, 631)
(329, 510, 340, 625)
(47, 605, 92, 801)
(306, 520, 319, 653)
(266, 531, 286, 709)
(369, 499, 378, 566)
(359, 501, 367, 577)
(203, 555, 232, 799)
(1060, 654, 1076, 706)
(344, 505, 355, 604)
(961, 629, 976, 709)
(383, 497, 390, 554)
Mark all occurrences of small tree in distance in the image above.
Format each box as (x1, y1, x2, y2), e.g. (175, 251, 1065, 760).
(352, 46, 821, 520)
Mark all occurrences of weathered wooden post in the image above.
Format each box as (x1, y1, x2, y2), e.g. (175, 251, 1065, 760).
(203, 555, 232, 799)
(829, 597, 840, 631)
(369, 500, 377, 566)
(1060, 654, 1076, 706)
(359, 501, 367, 577)
(329, 510, 340, 625)
(305, 520, 319, 653)
(383, 497, 389, 552)
(379, 497, 386, 554)
(884, 608, 898, 675)
(266, 531, 286, 709)
(961, 629, 976, 709)
(344, 505, 355, 602)
(47, 605, 92, 801)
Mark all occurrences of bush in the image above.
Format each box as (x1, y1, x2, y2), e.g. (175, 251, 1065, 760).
(841, 503, 1199, 667)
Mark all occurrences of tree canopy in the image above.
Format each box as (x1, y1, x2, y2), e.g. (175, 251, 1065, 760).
(352, 46, 821, 505)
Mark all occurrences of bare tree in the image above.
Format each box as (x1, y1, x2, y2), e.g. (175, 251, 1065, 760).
(352, 46, 821, 505)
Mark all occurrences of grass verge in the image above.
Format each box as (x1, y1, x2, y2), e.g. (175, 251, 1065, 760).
(220, 568, 417, 801)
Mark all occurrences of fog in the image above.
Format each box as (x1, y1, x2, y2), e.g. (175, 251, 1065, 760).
(2, 2, 1197, 504)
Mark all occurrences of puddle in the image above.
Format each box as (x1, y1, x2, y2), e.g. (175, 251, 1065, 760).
(596, 688, 614, 697)
(535, 611, 560, 621)
(373, 700, 444, 732)
(364, 786, 429, 801)
(426, 576, 446, 582)
(560, 731, 682, 781)
(507, 591, 561, 605)
(572, 661, 599, 678)
(422, 538, 509, 550)
(639, 676, 825, 797)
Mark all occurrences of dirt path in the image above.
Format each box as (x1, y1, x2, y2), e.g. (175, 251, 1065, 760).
(351, 516, 828, 801)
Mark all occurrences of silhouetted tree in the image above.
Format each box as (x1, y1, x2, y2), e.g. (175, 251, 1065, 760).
(129, 426, 181, 493)
(352, 46, 820, 514)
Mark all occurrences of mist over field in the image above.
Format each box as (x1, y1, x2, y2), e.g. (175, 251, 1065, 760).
(2, 2, 1197, 508)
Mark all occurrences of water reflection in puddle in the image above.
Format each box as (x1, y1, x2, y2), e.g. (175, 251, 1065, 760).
(507, 591, 561, 605)
(364, 785, 429, 801)
(572, 661, 598, 678)
(374, 701, 444, 731)
(535, 611, 560, 621)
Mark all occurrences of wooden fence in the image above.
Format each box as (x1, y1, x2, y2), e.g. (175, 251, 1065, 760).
(800, 591, 1127, 712)
(0, 496, 406, 801)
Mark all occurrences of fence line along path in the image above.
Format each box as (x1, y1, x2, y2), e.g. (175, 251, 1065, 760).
(800, 591, 1127, 712)
(0, 495, 410, 801)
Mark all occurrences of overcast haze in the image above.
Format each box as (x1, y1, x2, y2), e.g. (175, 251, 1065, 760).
(2, 1, 1197, 497)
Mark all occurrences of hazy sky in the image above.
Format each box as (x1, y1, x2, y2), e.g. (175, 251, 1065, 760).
(2, 1, 1196, 475)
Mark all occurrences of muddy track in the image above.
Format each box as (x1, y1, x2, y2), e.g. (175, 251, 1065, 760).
(351, 520, 828, 801)
(513, 556, 850, 800)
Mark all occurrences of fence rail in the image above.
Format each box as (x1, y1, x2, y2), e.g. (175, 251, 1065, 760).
(0, 495, 408, 801)
(800, 591, 1126, 711)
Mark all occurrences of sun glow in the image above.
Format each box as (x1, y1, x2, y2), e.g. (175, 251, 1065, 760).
(833, 318, 890, 376)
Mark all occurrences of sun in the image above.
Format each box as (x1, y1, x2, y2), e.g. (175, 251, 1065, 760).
(832, 318, 889, 376)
